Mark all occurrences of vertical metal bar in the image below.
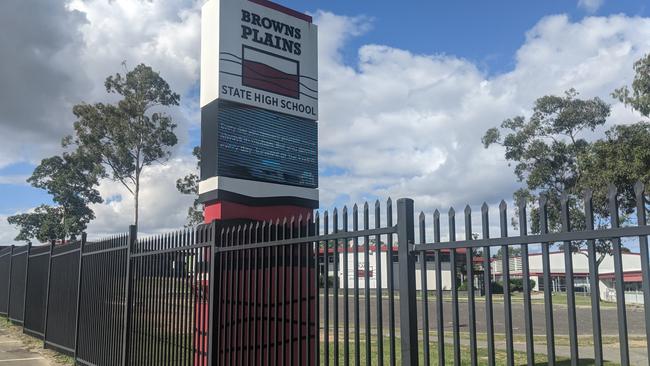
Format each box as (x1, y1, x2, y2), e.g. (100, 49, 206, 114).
(183, 234, 192, 366)
(266, 222, 273, 366)
(397, 198, 418, 366)
(122, 226, 136, 366)
(434, 210, 445, 366)
(234, 225, 246, 366)
(21, 243, 32, 325)
(315, 213, 320, 366)
(482, 202, 495, 366)
(499, 201, 514, 366)
(518, 199, 534, 366)
(584, 190, 603, 365)
(464, 205, 478, 366)
(253, 223, 260, 365)
(5, 245, 14, 319)
(363, 202, 371, 366)
(342, 207, 350, 366)
(289, 218, 295, 366)
(449, 208, 461, 366)
(297, 217, 303, 365)
(227, 228, 235, 365)
(281, 220, 288, 366)
(418, 212, 430, 366)
(634, 182, 650, 363)
(386, 198, 396, 366)
(608, 185, 629, 365)
(539, 195, 555, 365)
(332, 209, 339, 366)
(73, 234, 86, 361)
(353, 205, 360, 366)
(42, 241, 55, 347)
(208, 222, 218, 366)
(323, 211, 330, 366)
(374, 201, 384, 366)
(560, 193, 579, 366)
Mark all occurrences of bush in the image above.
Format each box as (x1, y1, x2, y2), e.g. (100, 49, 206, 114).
(319, 274, 337, 288)
(491, 281, 504, 294)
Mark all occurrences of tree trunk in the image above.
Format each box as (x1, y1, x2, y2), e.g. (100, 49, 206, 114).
(134, 178, 139, 230)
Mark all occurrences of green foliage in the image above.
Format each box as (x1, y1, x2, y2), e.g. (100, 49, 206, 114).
(65, 63, 179, 228)
(580, 122, 650, 218)
(507, 278, 536, 292)
(481, 78, 650, 267)
(7, 205, 67, 243)
(490, 281, 504, 294)
(176, 146, 203, 226)
(7, 149, 103, 243)
(613, 53, 650, 118)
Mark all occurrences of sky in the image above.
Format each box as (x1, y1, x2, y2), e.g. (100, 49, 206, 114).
(0, 0, 649, 243)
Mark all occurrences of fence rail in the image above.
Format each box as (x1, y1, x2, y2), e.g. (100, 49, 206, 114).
(0, 182, 648, 365)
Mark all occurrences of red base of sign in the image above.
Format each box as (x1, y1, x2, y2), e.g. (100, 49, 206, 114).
(198, 199, 317, 365)
(203, 200, 313, 223)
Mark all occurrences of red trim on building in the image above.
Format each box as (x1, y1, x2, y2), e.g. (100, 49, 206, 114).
(598, 271, 643, 282)
(248, 0, 312, 23)
(204, 200, 312, 223)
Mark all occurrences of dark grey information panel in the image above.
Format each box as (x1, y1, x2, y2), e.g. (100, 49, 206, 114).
(208, 100, 318, 188)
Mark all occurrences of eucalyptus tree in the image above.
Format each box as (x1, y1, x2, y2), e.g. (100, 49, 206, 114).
(65, 63, 180, 228)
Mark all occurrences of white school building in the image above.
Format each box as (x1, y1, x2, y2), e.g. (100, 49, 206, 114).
(321, 246, 646, 303)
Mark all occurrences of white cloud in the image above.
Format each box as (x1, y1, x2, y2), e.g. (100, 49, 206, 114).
(86, 157, 198, 239)
(314, 12, 649, 217)
(578, 0, 605, 13)
(0, 0, 202, 169)
(0, 215, 20, 245)
(2, 2, 650, 242)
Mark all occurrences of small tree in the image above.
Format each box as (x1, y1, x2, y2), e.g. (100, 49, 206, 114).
(613, 53, 650, 118)
(65, 63, 179, 228)
(176, 146, 204, 226)
(8, 205, 66, 244)
(482, 88, 613, 265)
(7, 149, 103, 243)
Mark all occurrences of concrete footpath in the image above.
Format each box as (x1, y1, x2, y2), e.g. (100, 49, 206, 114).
(0, 321, 59, 366)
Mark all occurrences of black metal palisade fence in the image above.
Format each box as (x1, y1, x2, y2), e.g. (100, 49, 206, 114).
(0, 182, 649, 365)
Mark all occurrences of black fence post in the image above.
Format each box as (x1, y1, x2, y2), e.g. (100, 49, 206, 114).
(208, 220, 219, 365)
(397, 198, 418, 366)
(73, 233, 86, 361)
(122, 225, 136, 366)
(21, 243, 32, 325)
(42, 240, 55, 347)
(6, 245, 14, 315)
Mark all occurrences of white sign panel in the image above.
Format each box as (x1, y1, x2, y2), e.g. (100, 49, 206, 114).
(201, 0, 318, 120)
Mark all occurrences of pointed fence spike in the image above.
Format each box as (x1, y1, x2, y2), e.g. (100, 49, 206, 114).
(481, 202, 489, 213)
(561, 191, 569, 204)
(607, 184, 619, 201)
(517, 196, 527, 210)
(539, 194, 548, 207)
(464, 205, 471, 215)
(353, 204, 358, 212)
(343, 206, 348, 215)
(364, 201, 369, 210)
(375, 199, 381, 208)
(634, 181, 645, 196)
(419, 211, 425, 221)
(433, 209, 440, 219)
(449, 207, 456, 216)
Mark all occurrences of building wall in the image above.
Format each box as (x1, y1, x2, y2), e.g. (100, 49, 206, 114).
(333, 251, 454, 291)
